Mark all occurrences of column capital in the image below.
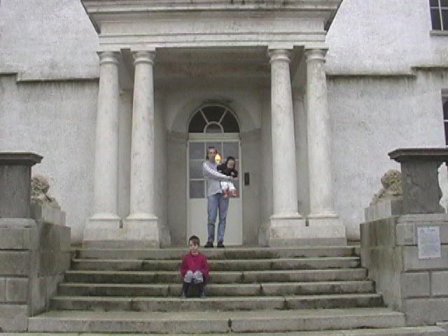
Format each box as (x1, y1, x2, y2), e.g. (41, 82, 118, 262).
(133, 51, 156, 66)
(305, 49, 327, 63)
(268, 49, 292, 64)
(97, 51, 120, 65)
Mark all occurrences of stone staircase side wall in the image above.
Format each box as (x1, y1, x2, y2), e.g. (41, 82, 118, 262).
(361, 208, 448, 326)
(0, 206, 70, 332)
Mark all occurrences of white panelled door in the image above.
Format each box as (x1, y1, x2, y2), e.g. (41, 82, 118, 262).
(187, 136, 242, 245)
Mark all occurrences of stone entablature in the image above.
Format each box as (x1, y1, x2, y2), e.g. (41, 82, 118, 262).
(82, 0, 341, 49)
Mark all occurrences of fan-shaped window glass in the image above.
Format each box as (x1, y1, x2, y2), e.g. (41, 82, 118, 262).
(188, 112, 207, 133)
(188, 105, 240, 133)
(221, 112, 240, 133)
(202, 105, 224, 122)
(205, 123, 223, 133)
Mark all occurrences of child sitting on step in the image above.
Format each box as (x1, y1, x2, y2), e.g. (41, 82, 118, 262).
(217, 156, 238, 198)
(180, 235, 209, 298)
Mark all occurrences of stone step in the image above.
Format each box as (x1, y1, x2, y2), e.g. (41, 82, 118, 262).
(4, 326, 448, 336)
(73, 246, 358, 260)
(64, 268, 367, 284)
(71, 257, 360, 271)
(50, 293, 383, 312)
(27, 308, 406, 333)
(58, 280, 375, 297)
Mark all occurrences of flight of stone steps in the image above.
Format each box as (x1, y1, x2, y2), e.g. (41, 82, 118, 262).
(28, 246, 446, 335)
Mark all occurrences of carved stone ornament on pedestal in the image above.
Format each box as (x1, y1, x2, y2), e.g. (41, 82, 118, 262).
(370, 169, 403, 206)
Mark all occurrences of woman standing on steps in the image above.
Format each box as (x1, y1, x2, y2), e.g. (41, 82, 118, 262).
(202, 146, 235, 248)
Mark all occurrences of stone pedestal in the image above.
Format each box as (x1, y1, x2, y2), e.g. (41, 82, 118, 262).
(0, 153, 70, 332)
(0, 153, 42, 218)
(364, 199, 403, 222)
(389, 148, 448, 214)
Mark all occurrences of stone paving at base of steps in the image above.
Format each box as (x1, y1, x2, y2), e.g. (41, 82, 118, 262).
(0, 326, 446, 336)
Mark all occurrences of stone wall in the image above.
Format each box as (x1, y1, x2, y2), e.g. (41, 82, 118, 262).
(329, 72, 448, 241)
(362, 205, 448, 326)
(0, 207, 70, 332)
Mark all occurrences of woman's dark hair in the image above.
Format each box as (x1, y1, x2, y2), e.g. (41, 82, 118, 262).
(189, 235, 200, 246)
(224, 156, 235, 166)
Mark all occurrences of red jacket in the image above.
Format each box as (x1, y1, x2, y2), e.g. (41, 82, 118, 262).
(180, 252, 210, 280)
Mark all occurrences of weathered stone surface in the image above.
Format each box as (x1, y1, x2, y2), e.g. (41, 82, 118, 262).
(37, 223, 71, 252)
(0, 252, 30, 276)
(0, 278, 5, 302)
(0, 153, 42, 219)
(365, 199, 403, 222)
(0, 304, 28, 331)
(27, 309, 406, 334)
(431, 271, 448, 296)
(396, 214, 448, 245)
(39, 251, 71, 276)
(30, 276, 47, 315)
(31, 204, 66, 227)
(0, 225, 37, 250)
(400, 272, 430, 298)
(402, 246, 448, 271)
(405, 298, 448, 326)
(0, 166, 32, 218)
(389, 149, 448, 215)
(360, 218, 397, 249)
(5, 278, 28, 303)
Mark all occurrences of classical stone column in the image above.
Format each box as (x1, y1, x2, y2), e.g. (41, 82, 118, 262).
(305, 48, 346, 244)
(124, 50, 159, 247)
(267, 49, 306, 246)
(84, 51, 121, 243)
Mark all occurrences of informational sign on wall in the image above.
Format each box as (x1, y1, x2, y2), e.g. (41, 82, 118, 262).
(417, 226, 441, 259)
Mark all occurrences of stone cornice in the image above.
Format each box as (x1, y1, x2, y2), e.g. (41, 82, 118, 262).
(82, 0, 342, 13)
(82, 0, 342, 34)
(0, 72, 99, 83)
(327, 64, 448, 79)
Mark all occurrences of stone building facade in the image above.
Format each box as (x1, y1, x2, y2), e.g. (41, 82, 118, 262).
(1, 0, 447, 247)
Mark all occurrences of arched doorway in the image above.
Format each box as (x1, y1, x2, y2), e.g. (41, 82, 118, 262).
(187, 104, 242, 245)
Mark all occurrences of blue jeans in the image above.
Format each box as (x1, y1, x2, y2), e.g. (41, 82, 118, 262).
(207, 192, 230, 243)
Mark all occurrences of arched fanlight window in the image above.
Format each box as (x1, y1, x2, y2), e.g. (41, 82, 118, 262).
(188, 105, 240, 133)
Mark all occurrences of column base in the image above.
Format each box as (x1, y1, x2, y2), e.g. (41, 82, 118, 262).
(123, 213, 160, 247)
(306, 214, 347, 246)
(267, 214, 306, 247)
(83, 213, 122, 245)
(82, 213, 160, 248)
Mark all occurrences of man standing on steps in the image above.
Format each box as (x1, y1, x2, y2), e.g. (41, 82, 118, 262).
(202, 146, 235, 248)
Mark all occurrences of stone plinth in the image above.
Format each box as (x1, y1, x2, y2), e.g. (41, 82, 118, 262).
(389, 148, 448, 214)
(365, 199, 403, 222)
(0, 153, 42, 218)
(361, 148, 448, 326)
(0, 153, 70, 332)
(361, 214, 448, 326)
